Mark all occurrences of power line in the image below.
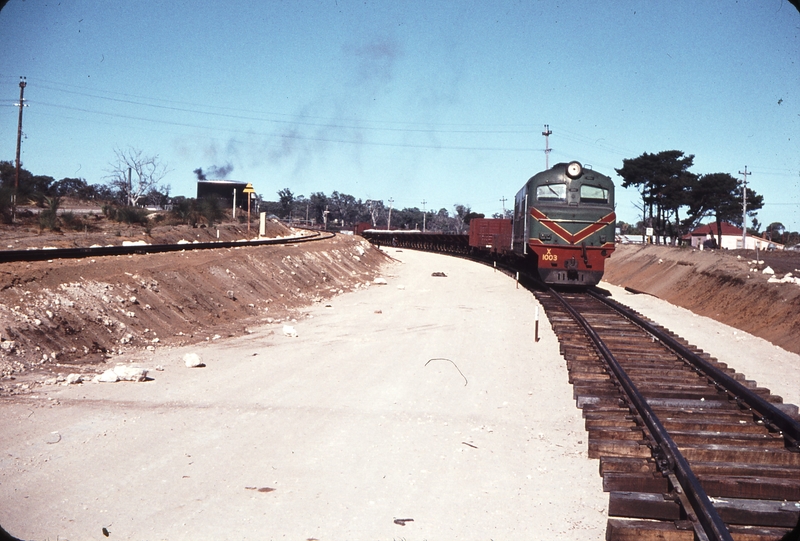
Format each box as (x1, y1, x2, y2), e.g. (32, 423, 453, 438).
(28, 78, 540, 135)
(26, 101, 545, 152)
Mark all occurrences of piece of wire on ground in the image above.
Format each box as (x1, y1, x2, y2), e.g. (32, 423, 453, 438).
(425, 357, 468, 386)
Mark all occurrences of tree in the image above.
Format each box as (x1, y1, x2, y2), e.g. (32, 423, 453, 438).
(0, 160, 31, 193)
(464, 211, 485, 224)
(364, 199, 385, 228)
(685, 172, 763, 247)
(0, 161, 54, 205)
(52, 177, 89, 197)
(766, 222, 785, 244)
(615, 151, 697, 243)
(428, 208, 453, 232)
(453, 204, 472, 233)
(392, 207, 426, 230)
(28, 175, 55, 205)
(143, 184, 172, 208)
(105, 147, 169, 206)
(307, 192, 328, 224)
(277, 188, 295, 219)
(328, 191, 361, 228)
(685, 172, 737, 247)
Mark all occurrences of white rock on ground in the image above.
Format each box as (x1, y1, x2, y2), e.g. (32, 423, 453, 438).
(282, 325, 298, 337)
(183, 353, 204, 368)
(93, 369, 119, 383)
(112, 365, 148, 382)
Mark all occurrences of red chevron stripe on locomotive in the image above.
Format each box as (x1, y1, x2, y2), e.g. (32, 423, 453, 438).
(530, 208, 615, 245)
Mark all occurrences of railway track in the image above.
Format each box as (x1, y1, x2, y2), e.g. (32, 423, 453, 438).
(0, 228, 333, 263)
(534, 287, 800, 541)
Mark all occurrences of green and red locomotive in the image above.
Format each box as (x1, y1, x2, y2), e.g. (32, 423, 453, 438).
(362, 161, 616, 287)
(510, 160, 615, 285)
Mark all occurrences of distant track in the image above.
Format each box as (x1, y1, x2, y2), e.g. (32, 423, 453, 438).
(535, 287, 800, 541)
(0, 229, 335, 264)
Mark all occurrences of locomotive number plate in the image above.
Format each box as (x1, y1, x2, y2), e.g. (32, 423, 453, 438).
(542, 248, 558, 262)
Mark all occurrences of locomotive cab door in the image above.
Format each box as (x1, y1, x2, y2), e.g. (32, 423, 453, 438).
(512, 185, 529, 256)
(523, 194, 528, 254)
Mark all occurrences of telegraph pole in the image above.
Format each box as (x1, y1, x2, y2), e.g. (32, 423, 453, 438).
(542, 124, 552, 169)
(500, 196, 507, 217)
(13, 77, 27, 223)
(421, 199, 427, 232)
(739, 166, 751, 249)
(387, 197, 394, 230)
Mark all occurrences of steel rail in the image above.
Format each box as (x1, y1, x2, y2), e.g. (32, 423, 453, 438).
(547, 287, 734, 541)
(589, 289, 800, 448)
(0, 230, 332, 264)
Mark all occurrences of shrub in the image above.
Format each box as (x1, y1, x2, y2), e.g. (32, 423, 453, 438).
(103, 205, 149, 225)
(38, 196, 62, 231)
(116, 206, 149, 225)
(60, 211, 83, 231)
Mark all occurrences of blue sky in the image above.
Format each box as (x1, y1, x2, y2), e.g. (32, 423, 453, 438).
(1, 0, 798, 229)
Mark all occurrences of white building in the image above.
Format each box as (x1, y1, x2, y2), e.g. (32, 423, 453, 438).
(686, 223, 783, 250)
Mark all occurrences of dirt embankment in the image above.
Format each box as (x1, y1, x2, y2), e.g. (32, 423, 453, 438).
(603, 244, 800, 355)
(0, 228, 389, 392)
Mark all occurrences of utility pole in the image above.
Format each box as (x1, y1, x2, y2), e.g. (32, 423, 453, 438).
(500, 196, 507, 217)
(387, 197, 394, 230)
(739, 166, 751, 249)
(13, 77, 27, 223)
(542, 124, 552, 170)
(421, 199, 427, 232)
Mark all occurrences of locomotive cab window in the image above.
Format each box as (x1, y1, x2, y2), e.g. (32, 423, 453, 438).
(579, 184, 609, 204)
(536, 183, 566, 202)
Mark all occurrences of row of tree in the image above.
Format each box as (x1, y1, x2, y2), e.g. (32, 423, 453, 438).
(0, 156, 482, 233)
(615, 150, 767, 247)
(2, 146, 796, 247)
(0, 147, 171, 221)
(263, 188, 485, 233)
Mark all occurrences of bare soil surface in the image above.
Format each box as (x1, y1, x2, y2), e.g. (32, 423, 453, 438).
(0, 248, 607, 541)
(1, 226, 799, 540)
(0, 218, 388, 396)
(603, 244, 800, 355)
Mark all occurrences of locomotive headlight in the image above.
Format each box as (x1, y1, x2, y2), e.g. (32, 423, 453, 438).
(566, 161, 583, 179)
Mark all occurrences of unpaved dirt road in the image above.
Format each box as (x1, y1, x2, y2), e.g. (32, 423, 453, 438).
(0, 248, 607, 541)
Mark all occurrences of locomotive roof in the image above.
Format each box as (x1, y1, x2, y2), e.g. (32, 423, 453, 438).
(527, 162, 614, 187)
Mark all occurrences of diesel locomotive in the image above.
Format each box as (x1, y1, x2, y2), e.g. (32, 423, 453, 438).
(510, 160, 615, 285)
(362, 161, 616, 286)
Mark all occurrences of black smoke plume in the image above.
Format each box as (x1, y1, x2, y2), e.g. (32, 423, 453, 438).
(194, 163, 234, 180)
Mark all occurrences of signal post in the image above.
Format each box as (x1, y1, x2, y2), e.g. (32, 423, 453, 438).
(243, 183, 256, 237)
